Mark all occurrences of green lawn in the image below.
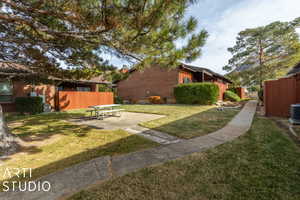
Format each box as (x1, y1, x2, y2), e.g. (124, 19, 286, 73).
(0, 103, 240, 184)
(69, 117, 300, 200)
(0, 111, 157, 185)
(122, 104, 240, 139)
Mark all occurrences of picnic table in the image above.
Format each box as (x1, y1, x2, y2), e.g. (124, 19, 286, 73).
(87, 104, 124, 119)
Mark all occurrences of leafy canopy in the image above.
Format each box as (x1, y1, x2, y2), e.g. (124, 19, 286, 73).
(224, 18, 300, 87)
(0, 0, 208, 79)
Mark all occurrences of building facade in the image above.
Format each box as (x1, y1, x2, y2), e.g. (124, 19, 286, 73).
(117, 64, 232, 103)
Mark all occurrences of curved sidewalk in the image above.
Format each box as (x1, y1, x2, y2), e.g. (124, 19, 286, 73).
(1, 101, 257, 200)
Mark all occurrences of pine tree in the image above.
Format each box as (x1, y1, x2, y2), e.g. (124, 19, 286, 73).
(224, 19, 300, 87)
(0, 0, 208, 79)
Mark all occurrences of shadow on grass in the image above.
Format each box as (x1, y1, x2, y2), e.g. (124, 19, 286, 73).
(0, 104, 242, 191)
(69, 117, 300, 200)
(0, 133, 156, 191)
(2, 112, 96, 159)
(138, 107, 241, 139)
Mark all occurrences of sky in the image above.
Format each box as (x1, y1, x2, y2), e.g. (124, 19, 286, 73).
(107, 0, 300, 75)
(186, 0, 300, 74)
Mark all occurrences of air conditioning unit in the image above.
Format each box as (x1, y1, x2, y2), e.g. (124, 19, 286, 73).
(289, 104, 300, 125)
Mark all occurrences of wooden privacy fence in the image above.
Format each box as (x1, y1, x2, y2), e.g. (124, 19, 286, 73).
(264, 74, 300, 117)
(57, 91, 114, 111)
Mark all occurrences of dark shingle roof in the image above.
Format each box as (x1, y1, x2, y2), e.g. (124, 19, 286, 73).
(181, 64, 232, 83)
(127, 63, 232, 83)
(287, 62, 300, 76)
(0, 62, 110, 84)
(0, 62, 32, 74)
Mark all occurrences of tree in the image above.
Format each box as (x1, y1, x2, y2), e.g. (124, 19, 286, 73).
(0, 0, 208, 79)
(224, 19, 300, 88)
(0, 104, 18, 155)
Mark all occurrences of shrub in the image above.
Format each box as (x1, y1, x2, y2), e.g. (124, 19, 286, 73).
(98, 85, 112, 92)
(148, 96, 163, 104)
(15, 97, 43, 114)
(174, 83, 219, 105)
(224, 91, 241, 102)
(114, 96, 123, 104)
(228, 87, 238, 95)
(249, 85, 260, 92)
(258, 89, 264, 101)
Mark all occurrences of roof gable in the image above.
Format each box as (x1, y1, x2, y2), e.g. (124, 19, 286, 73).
(180, 64, 232, 83)
(126, 64, 232, 83)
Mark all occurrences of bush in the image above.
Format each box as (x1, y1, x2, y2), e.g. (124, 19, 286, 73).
(114, 96, 123, 104)
(98, 85, 112, 92)
(224, 91, 241, 102)
(249, 85, 260, 92)
(174, 83, 219, 105)
(228, 87, 238, 95)
(258, 89, 264, 101)
(148, 96, 163, 104)
(15, 97, 43, 114)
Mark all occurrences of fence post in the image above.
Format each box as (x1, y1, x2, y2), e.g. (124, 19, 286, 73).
(297, 74, 300, 102)
(264, 81, 268, 116)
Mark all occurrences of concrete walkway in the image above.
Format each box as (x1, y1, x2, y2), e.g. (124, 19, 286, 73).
(0, 101, 257, 200)
(124, 125, 184, 144)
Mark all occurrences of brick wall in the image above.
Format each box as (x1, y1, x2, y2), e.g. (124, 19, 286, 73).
(117, 66, 230, 103)
(236, 87, 246, 99)
(117, 66, 179, 102)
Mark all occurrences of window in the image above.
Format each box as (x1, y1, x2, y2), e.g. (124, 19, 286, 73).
(183, 77, 191, 83)
(76, 87, 91, 92)
(0, 81, 13, 102)
(58, 86, 64, 91)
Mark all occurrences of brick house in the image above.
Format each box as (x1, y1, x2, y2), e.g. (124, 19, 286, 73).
(0, 63, 111, 112)
(117, 64, 232, 103)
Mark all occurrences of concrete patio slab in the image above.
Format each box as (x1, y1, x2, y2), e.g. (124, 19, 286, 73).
(68, 111, 164, 130)
(69, 111, 183, 145)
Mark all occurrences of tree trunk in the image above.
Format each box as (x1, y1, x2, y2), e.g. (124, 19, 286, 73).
(0, 104, 18, 156)
(259, 39, 264, 89)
